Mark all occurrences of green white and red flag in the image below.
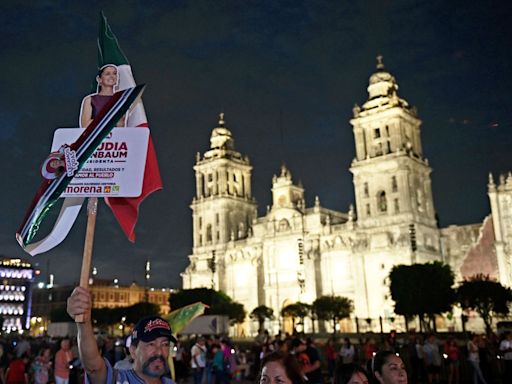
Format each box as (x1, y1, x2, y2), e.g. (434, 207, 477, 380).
(97, 12, 163, 242)
(16, 13, 162, 255)
(16, 85, 146, 252)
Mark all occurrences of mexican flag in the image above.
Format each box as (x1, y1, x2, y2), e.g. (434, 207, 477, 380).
(98, 12, 163, 242)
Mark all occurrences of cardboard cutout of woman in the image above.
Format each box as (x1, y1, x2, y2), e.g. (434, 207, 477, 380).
(79, 64, 126, 128)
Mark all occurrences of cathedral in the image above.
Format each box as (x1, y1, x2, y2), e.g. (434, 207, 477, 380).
(181, 58, 512, 334)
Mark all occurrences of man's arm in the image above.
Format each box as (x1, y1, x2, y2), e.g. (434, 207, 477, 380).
(67, 286, 107, 384)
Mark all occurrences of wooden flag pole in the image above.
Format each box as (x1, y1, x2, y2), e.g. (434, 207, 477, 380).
(75, 197, 98, 323)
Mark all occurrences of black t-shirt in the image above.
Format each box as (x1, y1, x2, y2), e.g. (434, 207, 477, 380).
(305, 346, 323, 384)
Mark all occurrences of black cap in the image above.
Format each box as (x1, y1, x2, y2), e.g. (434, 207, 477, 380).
(131, 316, 177, 344)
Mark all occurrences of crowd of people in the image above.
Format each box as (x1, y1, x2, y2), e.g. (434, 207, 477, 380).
(0, 335, 87, 384)
(252, 330, 512, 384)
(0, 316, 510, 384)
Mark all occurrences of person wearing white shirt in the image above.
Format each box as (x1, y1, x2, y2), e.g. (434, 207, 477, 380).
(191, 337, 207, 384)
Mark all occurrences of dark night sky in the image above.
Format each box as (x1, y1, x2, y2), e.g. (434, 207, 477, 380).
(1, 1, 511, 289)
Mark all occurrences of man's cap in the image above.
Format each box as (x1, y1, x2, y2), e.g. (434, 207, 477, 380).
(131, 316, 177, 344)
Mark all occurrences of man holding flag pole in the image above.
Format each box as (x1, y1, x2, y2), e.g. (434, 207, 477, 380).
(17, 10, 207, 384)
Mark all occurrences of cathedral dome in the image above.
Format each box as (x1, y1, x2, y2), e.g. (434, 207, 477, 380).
(210, 113, 234, 150)
(354, 55, 411, 115)
(367, 55, 399, 100)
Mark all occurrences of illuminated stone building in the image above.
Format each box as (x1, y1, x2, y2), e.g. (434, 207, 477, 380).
(182, 58, 512, 333)
(0, 258, 34, 332)
(31, 280, 171, 329)
(89, 280, 171, 314)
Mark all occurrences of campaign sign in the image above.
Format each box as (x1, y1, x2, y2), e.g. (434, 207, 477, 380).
(51, 128, 149, 197)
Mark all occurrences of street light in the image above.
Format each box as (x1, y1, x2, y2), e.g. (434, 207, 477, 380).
(144, 259, 151, 302)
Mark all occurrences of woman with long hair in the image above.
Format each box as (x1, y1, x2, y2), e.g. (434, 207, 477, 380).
(371, 351, 407, 384)
(80, 64, 126, 128)
(334, 363, 369, 384)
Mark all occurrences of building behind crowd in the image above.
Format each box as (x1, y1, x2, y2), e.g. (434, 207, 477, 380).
(0, 257, 34, 332)
(30, 279, 171, 333)
(182, 58, 512, 335)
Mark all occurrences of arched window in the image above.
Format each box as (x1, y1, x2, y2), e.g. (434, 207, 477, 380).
(206, 224, 212, 243)
(377, 191, 387, 212)
(391, 176, 398, 192)
(363, 182, 369, 197)
(278, 219, 290, 232)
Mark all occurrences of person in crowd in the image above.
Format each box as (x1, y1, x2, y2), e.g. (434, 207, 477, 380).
(387, 331, 398, 354)
(325, 337, 337, 380)
(32, 347, 52, 384)
(113, 336, 133, 371)
(444, 337, 460, 384)
(14, 338, 30, 360)
(362, 338, 377, 368)
(191, 337, 207, 384)
(499, 331, 512, 382)
(404, 333, 420, 384)
(102, 338, 117, 367)
(290, 338, 310, 377)
(422, 334, 441, 384)
(66, 285, 176, 384)
(304, 338, 323, 384)
(414, 335, 425, 383)
(467, 334, 487, 384)
(211, 344, 225, 384)
(221, 338, 236, 382)
(5, 353, 29, 384)
(205, 336, 215, 384)
(173, 337, 188, 384)
(340, 337, 356, 368)
(259, 351, 305, 384)
(259, 343, 271, 361)
(477, 335, 493, 384)
(371, 350, 407, 384)
(334, 363, 369, 384)
(235, 348, 249, 381)
(54, 338, 73, 384)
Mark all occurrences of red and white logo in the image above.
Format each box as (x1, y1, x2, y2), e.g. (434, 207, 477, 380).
(144, 318, 170, 333)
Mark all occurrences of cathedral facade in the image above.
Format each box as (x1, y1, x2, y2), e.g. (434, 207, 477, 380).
(181, 59, 512, 334)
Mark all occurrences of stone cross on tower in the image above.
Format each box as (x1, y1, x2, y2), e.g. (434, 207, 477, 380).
(376, 54, 385, 70)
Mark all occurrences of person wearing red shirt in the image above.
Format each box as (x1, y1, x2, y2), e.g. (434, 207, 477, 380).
(5, 354, 29, 384)
(54, 339, 73, 384)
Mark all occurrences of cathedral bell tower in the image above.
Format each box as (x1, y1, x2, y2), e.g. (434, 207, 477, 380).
(184, 114, 257, 290)
(349, 57, 439, 261)
(191, 113, 257, 249)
